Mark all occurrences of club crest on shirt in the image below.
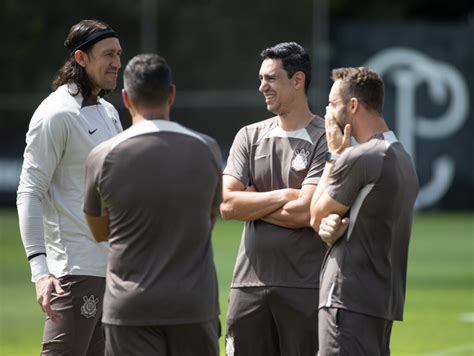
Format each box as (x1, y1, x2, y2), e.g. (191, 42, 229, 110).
(225, 336, 235, 356)
(112, 118, 122, 133)
(80, 295, 99, 319)
(291, 149, 310, 171)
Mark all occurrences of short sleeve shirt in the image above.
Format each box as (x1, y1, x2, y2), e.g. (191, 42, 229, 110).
(224, 116, 328, 288)
(319, 131, 419, 321)
(84, 119, 222, 325)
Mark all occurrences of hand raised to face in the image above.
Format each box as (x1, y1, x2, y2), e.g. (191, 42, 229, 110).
(324, 106, 351, 154)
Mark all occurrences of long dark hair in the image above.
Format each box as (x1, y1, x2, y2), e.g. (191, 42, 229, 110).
(52, 19, 114, 98)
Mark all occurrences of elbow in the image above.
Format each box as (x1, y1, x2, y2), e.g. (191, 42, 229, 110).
(219, 202, 234, 220)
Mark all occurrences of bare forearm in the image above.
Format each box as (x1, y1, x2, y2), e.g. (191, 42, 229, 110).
(262, 199, 311, 228)
(220, 189, 291, 221)
(310, 162, 335, 230)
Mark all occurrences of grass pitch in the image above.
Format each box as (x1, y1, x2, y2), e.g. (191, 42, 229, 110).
(1, 208, 473, 355)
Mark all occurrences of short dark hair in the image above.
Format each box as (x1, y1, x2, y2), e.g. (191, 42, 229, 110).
(124, 54, 173, 108)
(331, 67, 384, 115)
(52, 19, 116, 98)
(260, 42, 312, 93)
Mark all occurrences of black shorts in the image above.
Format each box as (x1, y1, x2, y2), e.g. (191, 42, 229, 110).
(41, 275, 105, 356)
(104, 318, 220, 356)
(225, 286, 319, 356)
(319, 307, 393, 356)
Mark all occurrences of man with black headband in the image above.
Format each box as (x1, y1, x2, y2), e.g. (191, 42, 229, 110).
(17, 19, 122, 355)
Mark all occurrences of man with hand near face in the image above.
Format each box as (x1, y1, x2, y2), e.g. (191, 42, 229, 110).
(310, 67, 419, 355)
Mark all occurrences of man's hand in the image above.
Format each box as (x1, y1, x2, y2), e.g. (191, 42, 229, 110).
(36, 275, 65, 322)
(324, 107, 351, 154)
(318, 213, 349, 246)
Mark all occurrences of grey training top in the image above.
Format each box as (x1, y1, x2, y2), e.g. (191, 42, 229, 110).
(84, 119, 222, 326)
(319, 131, 419, 321)
(224, 116, 328, 289)
(17, 84, 122, 280)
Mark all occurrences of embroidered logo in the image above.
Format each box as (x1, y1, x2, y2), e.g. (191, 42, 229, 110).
(88, 128, 98, 135)
(291, 149, 310, 171)
(112, 118, 122, 133)
(225, 336, 235, 356)
(80, 295, 99, 319)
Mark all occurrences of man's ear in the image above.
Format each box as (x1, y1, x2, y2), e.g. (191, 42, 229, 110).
(348, 97, 359, 114)
(122, 89, 132, 110)
(74, 50, 87, 68)
(293, 71, 306, 91)
(168, 84, 176, 105)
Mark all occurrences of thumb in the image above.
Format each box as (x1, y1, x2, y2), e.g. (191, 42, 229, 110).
(338, 217, 350, 235)
(342, 124, 352, 148)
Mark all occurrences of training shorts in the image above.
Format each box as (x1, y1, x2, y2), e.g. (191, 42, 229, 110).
(41, 275, 105, 356)
(318, 307, 393, 356)
(104, 318, 220, 356)
(225, 286, 319, 356)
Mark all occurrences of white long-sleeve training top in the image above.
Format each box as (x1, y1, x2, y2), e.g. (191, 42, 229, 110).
(17, 84, 123, 281)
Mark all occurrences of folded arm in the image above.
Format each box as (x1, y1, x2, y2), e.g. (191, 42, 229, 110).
(261, 184, 316, 228)
(310, 176, 349, 246)
(220, 175, 299, 221)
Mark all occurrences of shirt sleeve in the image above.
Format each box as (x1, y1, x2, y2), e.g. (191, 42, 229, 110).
(207, 138, 223, 223)
(302, 133, 328, 186)
(83, 143, 108, 217)
(17, 110, 70, 260)
(326, 147, 372, 206)
(223, 127, 251, 186)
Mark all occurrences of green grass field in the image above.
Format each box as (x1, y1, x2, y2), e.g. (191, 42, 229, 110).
(1, 208, 473, 355)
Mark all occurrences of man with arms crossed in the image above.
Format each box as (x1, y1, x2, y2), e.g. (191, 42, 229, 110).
(221, 42, 327, 355)
(310, 67, 419, 355)
(83, 54, 222, 355)
(17, 19, 122, 355)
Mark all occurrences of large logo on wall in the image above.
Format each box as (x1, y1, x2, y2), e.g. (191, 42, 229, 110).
(365, 47, 470, 209)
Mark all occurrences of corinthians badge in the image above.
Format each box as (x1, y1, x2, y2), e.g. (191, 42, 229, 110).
(80, 295, 99, 319)
(291, 149, 310, 171)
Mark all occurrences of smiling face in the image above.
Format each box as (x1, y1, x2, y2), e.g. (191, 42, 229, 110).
(258, 58, 297, 115)
(81, 37, 122, 96)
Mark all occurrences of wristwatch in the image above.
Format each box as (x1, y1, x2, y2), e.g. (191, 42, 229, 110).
(325, 151, 340, 162)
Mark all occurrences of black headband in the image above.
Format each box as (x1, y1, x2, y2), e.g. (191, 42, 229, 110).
(68, 28, 118, 58)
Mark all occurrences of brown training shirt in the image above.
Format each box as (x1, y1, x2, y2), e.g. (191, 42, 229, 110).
(224, 116, 328, 288)
(84, 119, 222, 325)
(320, 131, 419, 321)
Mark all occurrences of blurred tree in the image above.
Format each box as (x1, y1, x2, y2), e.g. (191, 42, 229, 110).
(1, 0, 141, 92)
(1, 0, 472, 92)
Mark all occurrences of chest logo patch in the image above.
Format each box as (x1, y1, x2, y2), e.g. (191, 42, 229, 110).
(291, 149, 310, 171)
(80, 295, 99, 319)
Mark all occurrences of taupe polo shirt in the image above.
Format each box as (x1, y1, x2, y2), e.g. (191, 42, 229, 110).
(224, 116, 328, 288)
(84, 119, 222, 326)
(320, 131, 419, 321)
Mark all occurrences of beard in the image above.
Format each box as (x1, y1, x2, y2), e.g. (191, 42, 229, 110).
(335, 108, 350, 131)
